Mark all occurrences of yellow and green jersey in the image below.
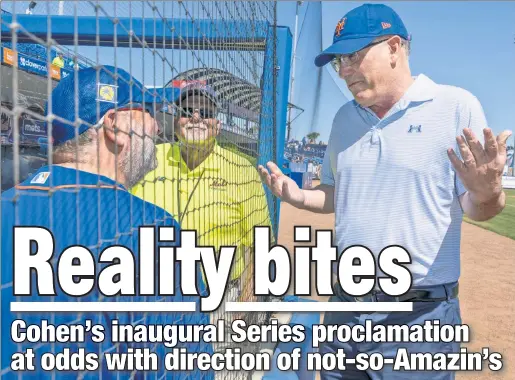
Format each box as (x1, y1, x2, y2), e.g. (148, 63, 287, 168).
(131, 141, 272, 280)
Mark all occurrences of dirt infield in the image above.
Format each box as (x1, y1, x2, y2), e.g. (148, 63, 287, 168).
(277, 197, 515, 379)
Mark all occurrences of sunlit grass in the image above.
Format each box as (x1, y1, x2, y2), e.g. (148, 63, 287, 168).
(464, 188, 515, 240)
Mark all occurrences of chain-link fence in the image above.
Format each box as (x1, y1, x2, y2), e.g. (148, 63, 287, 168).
(1, 1, 289, 379)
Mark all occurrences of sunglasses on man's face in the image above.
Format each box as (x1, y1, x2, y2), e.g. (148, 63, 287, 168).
(176, 107, 217, 119)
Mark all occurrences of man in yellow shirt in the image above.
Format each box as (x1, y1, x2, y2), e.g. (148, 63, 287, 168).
(131, 81, 272, 305)
(52, 52, 64, 68)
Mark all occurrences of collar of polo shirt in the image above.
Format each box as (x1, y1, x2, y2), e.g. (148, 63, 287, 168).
(165, 140, 222, 175)
(402, 74, 439, 102)
(357, 74, 438, 115)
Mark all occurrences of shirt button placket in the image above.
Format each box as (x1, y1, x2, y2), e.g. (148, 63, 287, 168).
(371, 126, 380, 145)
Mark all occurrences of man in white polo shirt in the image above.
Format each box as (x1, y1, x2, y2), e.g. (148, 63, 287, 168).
(258, 3, 511, 380)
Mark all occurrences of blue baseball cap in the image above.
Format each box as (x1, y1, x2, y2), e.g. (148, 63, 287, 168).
(314, 3, 410, 67)
(46, 65, 176, 145)
(172, 80, 220, 108)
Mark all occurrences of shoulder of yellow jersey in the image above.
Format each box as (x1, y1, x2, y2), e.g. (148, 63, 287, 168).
(215, 145, 256, 170)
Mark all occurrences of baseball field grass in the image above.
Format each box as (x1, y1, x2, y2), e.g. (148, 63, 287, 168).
(464, 188, 515, 240)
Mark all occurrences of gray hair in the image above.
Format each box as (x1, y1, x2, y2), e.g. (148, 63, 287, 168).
(400, 38, 411, 57)
(53, 116, 104, 163)
(53, 128, 96, 163)
(52, 114, 157, 189)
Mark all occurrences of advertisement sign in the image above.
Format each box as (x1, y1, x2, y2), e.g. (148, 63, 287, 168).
(21, 117, 47, 138)
(2, 47, 16, 66)
(18, 55, 50, 77)
(49, 64, 61, 80)
(171, 79, 207, 88)
(1, 47, 72, 82)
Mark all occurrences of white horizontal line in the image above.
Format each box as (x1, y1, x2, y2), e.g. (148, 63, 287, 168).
(225, 302, 413, 312)
(11, 302, 414, 313)
(11, 302, 197, 312)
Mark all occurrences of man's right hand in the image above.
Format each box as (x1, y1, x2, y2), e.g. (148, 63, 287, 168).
(258, 162, 306, 208)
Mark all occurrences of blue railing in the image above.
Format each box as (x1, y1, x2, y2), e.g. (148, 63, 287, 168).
(1, 8, 91, 70)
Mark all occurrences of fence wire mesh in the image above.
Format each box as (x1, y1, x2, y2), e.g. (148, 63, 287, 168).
(1, 1, 279, 379)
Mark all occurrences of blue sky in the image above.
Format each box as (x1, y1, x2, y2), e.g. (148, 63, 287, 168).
(3, 1, 514, 148)
(277, 1, 515, 146)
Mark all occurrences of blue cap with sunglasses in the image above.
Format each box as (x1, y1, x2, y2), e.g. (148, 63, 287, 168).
(169, 80, 220, 119)
(314, 3, 410, 68)
(173, 80, 220, 108)
(46, 65, 175, 145)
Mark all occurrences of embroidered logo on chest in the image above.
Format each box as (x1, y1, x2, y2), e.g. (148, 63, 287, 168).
(408, 124, 422, 133)
(210, 178, 228, 189)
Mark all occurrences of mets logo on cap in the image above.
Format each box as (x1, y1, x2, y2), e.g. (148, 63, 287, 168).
(334, 17, 347, 37)
(97, 83, 117, 104)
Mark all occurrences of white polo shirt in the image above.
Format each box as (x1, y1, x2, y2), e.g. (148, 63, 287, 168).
(321, 74, 487, 287)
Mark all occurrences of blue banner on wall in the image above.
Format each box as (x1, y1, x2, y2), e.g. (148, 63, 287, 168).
(1, 46, 72, 81)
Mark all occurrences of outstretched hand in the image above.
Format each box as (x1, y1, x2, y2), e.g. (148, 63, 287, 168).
(257, 162, 305, 208)
(447, 128, 512, 204)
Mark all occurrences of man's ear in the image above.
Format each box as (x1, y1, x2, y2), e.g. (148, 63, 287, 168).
(102, 109, 126, 149)
(388, 36, 402, 65)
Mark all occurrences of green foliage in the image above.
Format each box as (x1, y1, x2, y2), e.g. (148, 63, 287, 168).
(306, 132, 320, 143)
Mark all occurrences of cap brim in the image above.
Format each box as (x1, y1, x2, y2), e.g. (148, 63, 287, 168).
(314, 37, 375, 67)
(132, 87, 180, 114)
(142, 87, 180, 104)
(176, 88, 219, 107)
